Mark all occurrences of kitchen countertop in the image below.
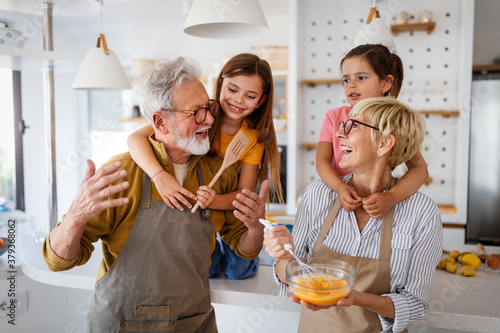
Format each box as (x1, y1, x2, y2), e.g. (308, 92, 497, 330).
(14, 242, 500, 332)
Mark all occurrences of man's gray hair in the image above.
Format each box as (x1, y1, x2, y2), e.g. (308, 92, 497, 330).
(135, 57, 202, 123)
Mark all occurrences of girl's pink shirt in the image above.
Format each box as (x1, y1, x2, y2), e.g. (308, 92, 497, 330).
(318, 105, 352, 176)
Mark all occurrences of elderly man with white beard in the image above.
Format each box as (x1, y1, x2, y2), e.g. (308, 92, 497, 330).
(43, 57, 267, 333)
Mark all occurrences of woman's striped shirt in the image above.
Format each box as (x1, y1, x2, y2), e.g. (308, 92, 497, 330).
(275, 174, 443, 332)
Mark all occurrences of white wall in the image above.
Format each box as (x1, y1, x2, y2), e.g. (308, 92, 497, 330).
(290, 0, 474, 230)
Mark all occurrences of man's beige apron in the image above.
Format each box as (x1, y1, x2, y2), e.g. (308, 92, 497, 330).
(299, 178, 407, 333)
(87, 168, 217, 333)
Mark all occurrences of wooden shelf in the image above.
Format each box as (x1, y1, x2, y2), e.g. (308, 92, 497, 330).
(302, 78, 343, 87)
(391, 22, 436, 36)
(437, 204, 457, 215)
(417, 110, 459, 118)
(0, 45, 83, 62)
(472, 64, 500, 73)
(301, 143, 318, 151)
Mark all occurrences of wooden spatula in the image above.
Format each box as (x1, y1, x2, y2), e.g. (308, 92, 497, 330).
(191, 131, 250, 213)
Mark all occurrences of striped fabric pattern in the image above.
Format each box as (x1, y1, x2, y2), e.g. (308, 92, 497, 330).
(274, 174, 443, 332)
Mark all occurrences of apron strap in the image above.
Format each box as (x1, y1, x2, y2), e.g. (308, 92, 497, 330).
(196, 163, 212, 219)
(377, 177, 397, 261)
(317, 177, 354, 243)
(317, 197, 341, 243)
(317, 176, 397, 261)
(140, 172, 152, 209)
(196, 162, 205, 186)
(378, 206, 394, 261)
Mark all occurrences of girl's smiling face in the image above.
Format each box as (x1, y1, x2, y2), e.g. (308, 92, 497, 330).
(342, 56, 393, 106)
(219, 74, 267, 122)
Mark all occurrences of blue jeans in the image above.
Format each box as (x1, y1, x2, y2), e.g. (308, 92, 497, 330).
(209, 235, 259, 280)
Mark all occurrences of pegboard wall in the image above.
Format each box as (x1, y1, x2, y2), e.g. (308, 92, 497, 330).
(294, 0, 468, 210)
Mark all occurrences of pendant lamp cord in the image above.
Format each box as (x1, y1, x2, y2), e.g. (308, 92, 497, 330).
(99, 0, 103, 34)
(372, 0, 376, 7)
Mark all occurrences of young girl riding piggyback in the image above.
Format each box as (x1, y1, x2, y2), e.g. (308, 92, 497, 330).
(316, 44, 428, 218)
(128, 53, 283, 279)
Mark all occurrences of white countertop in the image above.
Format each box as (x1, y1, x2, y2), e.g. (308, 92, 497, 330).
(15, 242, 500, 332)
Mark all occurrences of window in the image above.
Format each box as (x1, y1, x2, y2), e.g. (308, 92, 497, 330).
(0, 68, 24, 212)
(88, 89, 142, 168)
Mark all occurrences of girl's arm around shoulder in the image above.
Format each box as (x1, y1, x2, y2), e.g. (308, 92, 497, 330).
(362, 151, 428, 218)
(390, 150, 428, 202)
(128, 124, 196, 209)
(127, 124, 159, 178)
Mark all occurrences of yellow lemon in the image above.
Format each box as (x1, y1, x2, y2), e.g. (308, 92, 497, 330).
(461, 254, 481, 269)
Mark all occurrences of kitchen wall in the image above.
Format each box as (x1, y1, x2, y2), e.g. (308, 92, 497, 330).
(289, 0, 474, 243)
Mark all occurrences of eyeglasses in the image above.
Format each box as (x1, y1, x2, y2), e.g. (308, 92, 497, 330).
(338, 119, 379, 135)
(161, 99, 218, 124)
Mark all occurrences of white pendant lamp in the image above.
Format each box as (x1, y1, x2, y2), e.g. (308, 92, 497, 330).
(354, 2, 396, 52)
(72, 1, 131, 90)
(184, 0, 268, 39)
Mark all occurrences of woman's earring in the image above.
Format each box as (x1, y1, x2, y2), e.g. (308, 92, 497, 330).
(382, 90, 385, 94)
(377, 151, 381, 156)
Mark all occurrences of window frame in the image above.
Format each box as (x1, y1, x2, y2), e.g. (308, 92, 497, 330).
(12, 70, 25, 211)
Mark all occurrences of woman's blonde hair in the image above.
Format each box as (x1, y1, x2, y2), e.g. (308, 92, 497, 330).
(349, 97, 425, 168)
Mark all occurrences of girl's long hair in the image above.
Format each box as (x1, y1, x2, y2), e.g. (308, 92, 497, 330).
(210, 53, 284, 204)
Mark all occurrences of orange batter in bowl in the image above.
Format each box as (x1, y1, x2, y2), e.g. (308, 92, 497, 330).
(291, 275, 352, 305)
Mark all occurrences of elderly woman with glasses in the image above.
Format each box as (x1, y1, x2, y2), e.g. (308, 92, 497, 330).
(264, 97, 443, 333)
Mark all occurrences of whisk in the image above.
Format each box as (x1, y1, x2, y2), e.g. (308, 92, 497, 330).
(259, 219, 332, 285)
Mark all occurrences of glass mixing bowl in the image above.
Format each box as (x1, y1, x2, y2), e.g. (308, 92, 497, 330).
(286, 257, 356, 306)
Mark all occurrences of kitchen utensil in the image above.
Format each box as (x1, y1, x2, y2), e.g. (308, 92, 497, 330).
(477, 243, 488, 263)
(191, 131, 250, 213)
(286, 257, 356, 306)
(259, 218, 333, 285)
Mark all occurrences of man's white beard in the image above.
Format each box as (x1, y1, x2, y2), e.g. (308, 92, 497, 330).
(172, 124, 211, 155)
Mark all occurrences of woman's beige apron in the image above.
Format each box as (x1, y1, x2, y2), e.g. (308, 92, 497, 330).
(87, 167, 217, 333)
(299, 178, 407, 333)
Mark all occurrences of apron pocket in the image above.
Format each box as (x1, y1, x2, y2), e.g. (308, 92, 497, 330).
(120, 312, 208, 333)
(134, 304, 170, 322)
